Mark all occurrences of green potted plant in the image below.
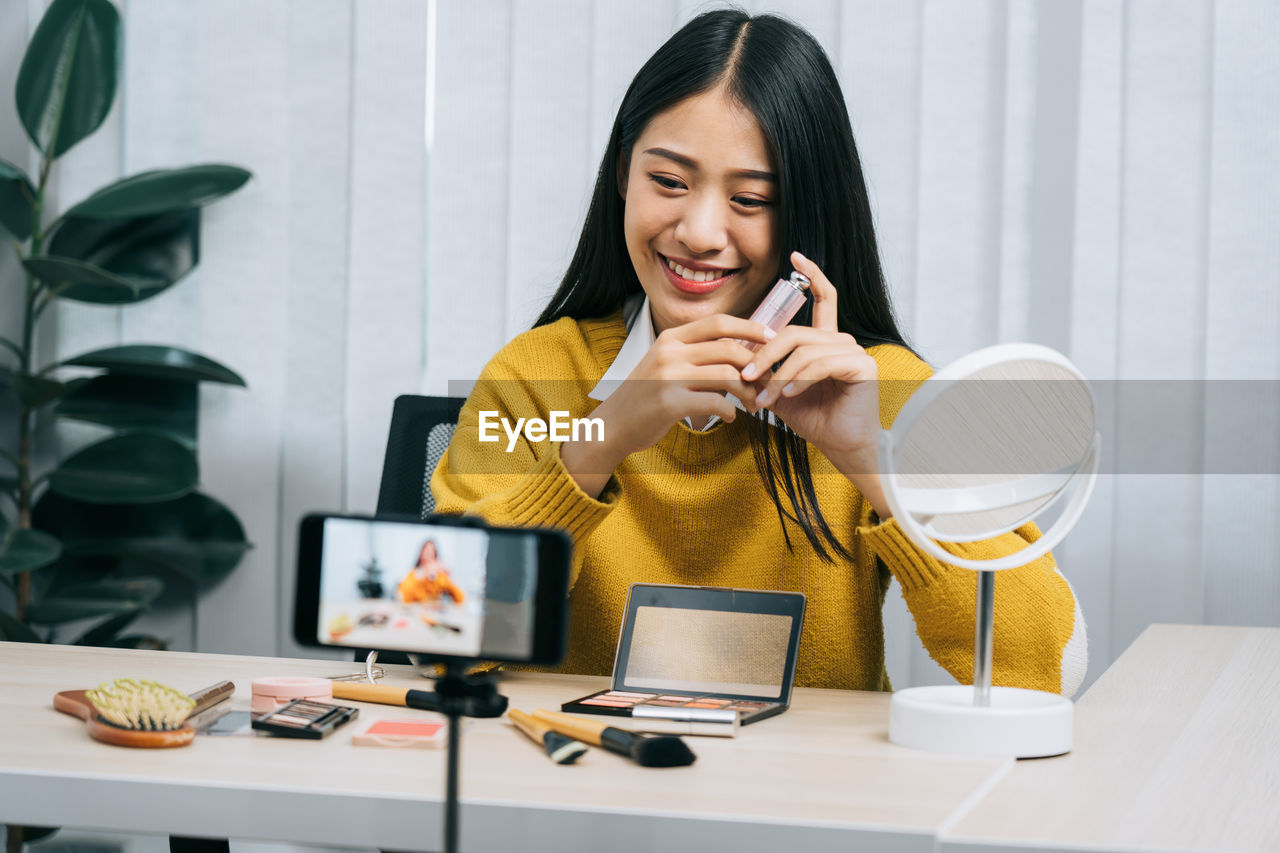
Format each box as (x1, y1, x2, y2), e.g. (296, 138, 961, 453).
(0, 0, 252, 650)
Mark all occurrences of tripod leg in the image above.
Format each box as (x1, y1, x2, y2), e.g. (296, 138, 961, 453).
(444, 712, 460, 853)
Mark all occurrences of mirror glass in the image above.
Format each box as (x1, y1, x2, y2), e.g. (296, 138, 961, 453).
(892, 351, 1096, 541)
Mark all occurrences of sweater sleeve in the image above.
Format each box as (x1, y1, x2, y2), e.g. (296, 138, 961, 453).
(860, 346, 1088, 696)
(429, 323, 622, 589)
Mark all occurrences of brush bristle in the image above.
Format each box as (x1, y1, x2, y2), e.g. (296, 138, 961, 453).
(630, 735, 697, 768)
(85, 678, 196, 731)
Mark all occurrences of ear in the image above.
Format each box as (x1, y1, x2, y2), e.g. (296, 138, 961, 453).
(616, 153, 630, 200)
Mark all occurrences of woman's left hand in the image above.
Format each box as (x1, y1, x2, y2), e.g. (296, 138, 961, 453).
(740, 251, 890, 517)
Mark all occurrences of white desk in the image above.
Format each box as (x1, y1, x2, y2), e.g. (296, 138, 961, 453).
(0, 643, 1007, 853)
(5, 625, 1275, 853)
(943, 624, 1280, 852)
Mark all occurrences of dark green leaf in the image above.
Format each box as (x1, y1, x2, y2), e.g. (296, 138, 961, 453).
(47, 209, 200, 301)
(26, 576, 163, 624)
(16, 0, 120, 158)
(0, 527, 63, 575)
(64, 165, 251, 220)
(72, 608, 141, 645)
(35, 491, 250, 584)
(17, 827, 61, 845)
(0, 610, 44, 643)
(57, 374, 198, 447)
(48, 434, 198, 504)
(0, 158, 37, 240)
(12, 372, 90, 407)
(1, 474, 17, 495)
(62, 345, 245, 386)
(106, 633, 167, 650)
(26, 550, 121, 601)
(23, 255, 166, 304)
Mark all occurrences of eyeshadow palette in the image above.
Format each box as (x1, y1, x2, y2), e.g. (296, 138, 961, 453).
(250, 699, 359, 739)
(562, 689, 782, 724)
(562, 584, 806, 728)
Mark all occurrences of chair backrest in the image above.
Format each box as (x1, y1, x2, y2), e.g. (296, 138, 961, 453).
(375, 394, 466, 518)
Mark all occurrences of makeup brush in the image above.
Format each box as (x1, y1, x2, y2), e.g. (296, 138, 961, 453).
(186, 680, 235, 717)
(331, 682, 441, 710)
(531, 709, 696, 768)
(508, 708, 588, 765)
(54, 678, 197, 748)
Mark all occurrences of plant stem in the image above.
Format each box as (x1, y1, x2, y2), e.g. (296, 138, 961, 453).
(14, 158, 51, 623)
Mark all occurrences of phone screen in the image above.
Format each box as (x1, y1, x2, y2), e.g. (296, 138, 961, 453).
(295, 514, 569, 665)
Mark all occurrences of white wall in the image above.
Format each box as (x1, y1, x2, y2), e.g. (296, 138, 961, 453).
(2, 0, 1277, 690)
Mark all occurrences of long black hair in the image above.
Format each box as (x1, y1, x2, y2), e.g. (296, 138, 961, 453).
(536, 9, 909, 561)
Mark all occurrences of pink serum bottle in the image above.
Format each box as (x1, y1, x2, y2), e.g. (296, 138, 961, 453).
(743, 271, 811, 351)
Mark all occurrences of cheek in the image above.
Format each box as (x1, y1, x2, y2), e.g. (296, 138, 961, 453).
(625, 187, 672, 239)
(742, 214, 780, 266)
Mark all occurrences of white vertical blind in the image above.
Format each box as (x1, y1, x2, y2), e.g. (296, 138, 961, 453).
(0, 1, 1275, 689)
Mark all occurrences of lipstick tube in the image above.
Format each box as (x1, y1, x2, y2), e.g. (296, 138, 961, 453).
(743, 271, 810, 352)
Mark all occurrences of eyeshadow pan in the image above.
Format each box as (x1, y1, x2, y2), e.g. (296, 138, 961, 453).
(684, 701, 723, 709)
(658, 695, 693, 702)
(580, 698, 633, 708)
(643, 699, 687, 707)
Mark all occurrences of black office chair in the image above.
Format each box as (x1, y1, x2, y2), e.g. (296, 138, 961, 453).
(356, 395, 466, 666)
(376, 394, 467, 518)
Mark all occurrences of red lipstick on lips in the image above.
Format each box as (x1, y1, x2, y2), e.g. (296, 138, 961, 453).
(660, 254, 737, 295)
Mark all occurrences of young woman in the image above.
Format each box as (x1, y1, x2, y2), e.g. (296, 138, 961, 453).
(398, 540, 465, 605)
(431, 10, 1086, 694)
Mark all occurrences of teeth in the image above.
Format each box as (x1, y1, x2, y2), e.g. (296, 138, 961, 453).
(666, 257, 731, 283)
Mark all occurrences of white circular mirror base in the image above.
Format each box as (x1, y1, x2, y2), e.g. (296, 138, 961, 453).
(889, 685, 1073, 758)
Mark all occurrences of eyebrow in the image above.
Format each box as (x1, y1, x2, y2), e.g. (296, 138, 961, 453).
(642, 147, 776, 183)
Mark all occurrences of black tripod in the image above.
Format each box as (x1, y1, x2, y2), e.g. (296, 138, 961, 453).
(405, 659, 508, 853)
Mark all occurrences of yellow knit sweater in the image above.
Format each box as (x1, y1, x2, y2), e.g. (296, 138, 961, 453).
(430, 311, 1079, 692)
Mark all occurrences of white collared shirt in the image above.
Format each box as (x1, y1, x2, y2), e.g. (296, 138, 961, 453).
(588, 295, 746, 432)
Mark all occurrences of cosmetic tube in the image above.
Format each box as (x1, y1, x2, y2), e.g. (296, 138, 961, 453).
(743, 271, 810, 351)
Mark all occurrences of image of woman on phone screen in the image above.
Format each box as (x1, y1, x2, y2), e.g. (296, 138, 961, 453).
(432, 10, 1086, 694)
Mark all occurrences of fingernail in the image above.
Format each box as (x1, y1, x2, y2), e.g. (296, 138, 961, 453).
(792, 250, 810, 265)
(762, 327, 777, 340)
(742, 364, 758, 380)
(782, 383, 795, 397)
(757, 389, 770, 406)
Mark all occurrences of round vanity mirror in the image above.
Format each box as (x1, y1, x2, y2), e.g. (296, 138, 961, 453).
(878, 343, 1100, 757)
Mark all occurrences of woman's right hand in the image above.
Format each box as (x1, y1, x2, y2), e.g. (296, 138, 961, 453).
(561, 314, 774, 497)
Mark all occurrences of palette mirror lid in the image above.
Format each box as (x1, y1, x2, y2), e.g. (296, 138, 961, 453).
(611, 584, 806, 704)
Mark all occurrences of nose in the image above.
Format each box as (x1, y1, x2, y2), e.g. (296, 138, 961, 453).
(673, 192, 729, 256)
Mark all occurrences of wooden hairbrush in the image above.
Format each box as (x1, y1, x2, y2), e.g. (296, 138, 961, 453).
(54, 678, 210, 748)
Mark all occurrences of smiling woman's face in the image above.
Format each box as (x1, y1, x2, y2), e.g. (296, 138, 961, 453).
(620, 86, 780, 335)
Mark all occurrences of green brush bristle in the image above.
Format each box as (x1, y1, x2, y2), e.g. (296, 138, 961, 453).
(85, 678, 196, 731)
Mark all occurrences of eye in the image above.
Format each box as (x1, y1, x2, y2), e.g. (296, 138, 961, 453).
(733, 195, 772, 209)
(648, 174, 686, 191)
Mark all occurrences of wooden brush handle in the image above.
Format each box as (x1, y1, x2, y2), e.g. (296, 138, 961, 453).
(331, 683, 411, 706)
(53, 690, 194, 749)
(508, 708, 553, 743)
(530, 708, 607, 746)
